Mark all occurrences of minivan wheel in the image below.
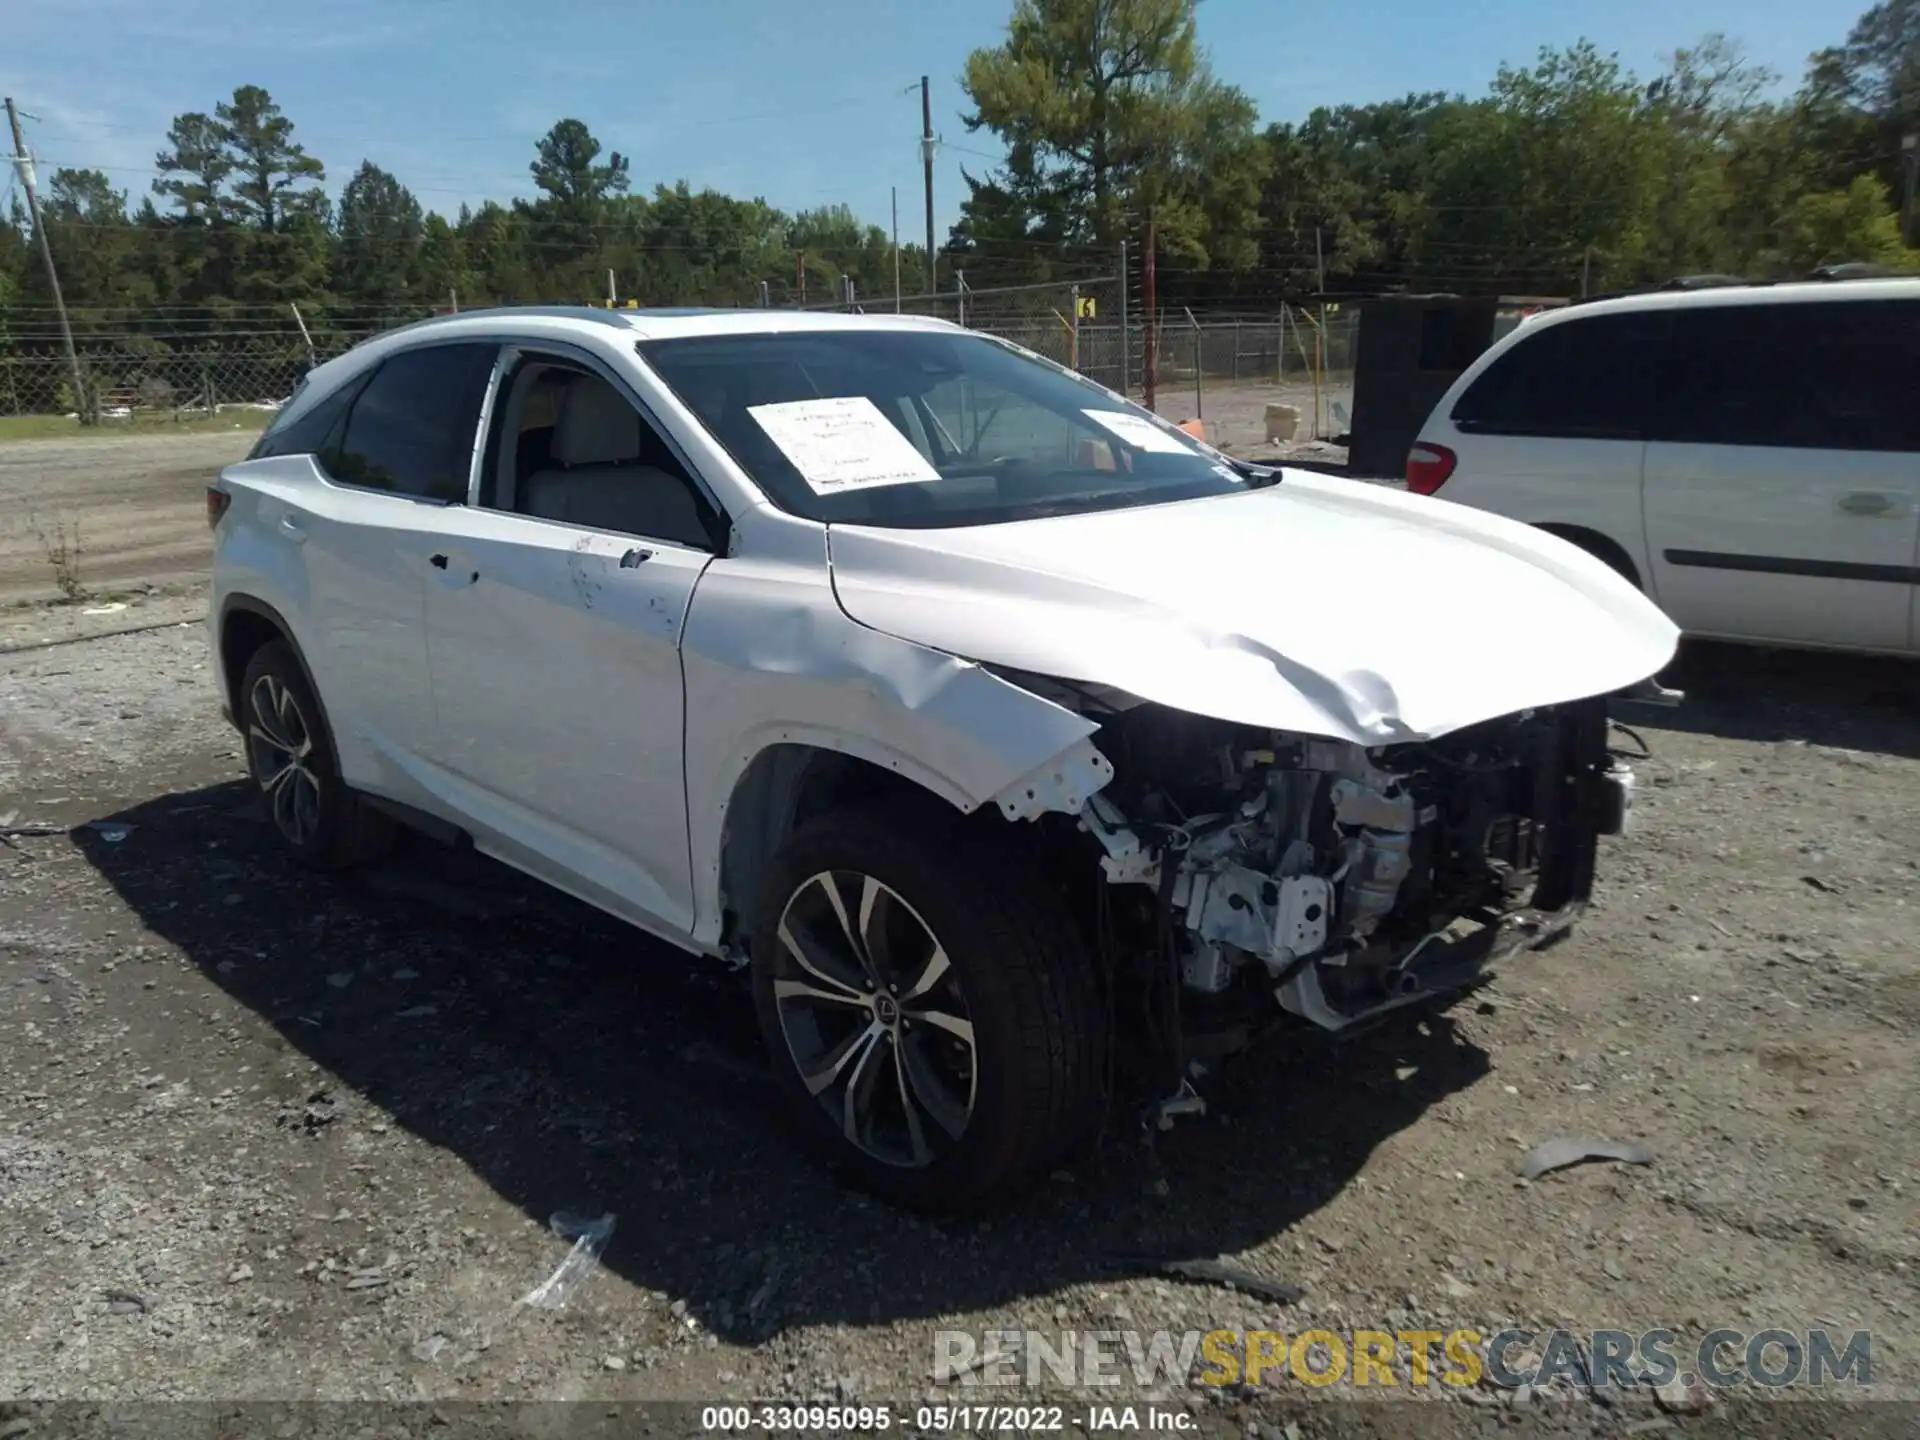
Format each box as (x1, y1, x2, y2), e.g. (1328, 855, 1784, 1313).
(750, 804, 1107, 1212)
(239, 640, 393, 869)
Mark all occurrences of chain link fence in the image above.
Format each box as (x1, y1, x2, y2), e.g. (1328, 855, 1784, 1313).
(0, 289, 1361, 428)
(800, 278, 1359, 410)
(0, 308, 434, 422)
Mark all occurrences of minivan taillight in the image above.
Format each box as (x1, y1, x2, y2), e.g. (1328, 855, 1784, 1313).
(206, 486, 232, 530)
(1406, 442, 1457, 496)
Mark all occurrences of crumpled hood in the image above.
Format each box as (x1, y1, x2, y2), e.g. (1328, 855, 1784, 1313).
(827, 470, 1680, 745)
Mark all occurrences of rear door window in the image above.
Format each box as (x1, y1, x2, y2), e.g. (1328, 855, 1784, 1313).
(1648, 300, 1920, 452)
(330, 343, 500, 500)
(1451, 311, 1665, 439)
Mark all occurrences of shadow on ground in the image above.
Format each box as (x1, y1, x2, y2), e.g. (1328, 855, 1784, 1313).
(73, 781, 1486, 1342)
(1627, 641, 1920, 760)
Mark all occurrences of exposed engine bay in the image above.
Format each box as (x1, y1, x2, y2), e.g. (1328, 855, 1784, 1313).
(1001, 672, 1634, 1072)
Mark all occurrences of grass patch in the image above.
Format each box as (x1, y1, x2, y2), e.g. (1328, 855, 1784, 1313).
(0, 409, 274, 443)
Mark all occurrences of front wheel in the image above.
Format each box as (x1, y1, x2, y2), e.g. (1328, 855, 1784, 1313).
(750, 804, 1108, 1212)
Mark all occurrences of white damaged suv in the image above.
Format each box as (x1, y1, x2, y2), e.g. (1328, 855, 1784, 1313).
(208, 306, 1678, 1209)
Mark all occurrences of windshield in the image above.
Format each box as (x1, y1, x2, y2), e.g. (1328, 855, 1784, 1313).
(635, 329, 1250, 527)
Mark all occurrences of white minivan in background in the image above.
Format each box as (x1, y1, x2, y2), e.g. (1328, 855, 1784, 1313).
(1407, 279, 1920, 656)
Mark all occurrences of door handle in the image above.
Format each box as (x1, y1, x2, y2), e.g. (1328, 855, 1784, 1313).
(429, 553, 449, 569)
(277, 514, 306, 543)
(1837, 491, 1897, 517)
(619, 547, 654, 568)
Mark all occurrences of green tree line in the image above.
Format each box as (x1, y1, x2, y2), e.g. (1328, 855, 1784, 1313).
(950, 0, 1919, 296)
(0, 88, 929, 359)
(1, 0, 1915, 356)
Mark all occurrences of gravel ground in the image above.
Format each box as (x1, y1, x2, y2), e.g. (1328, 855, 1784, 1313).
(2, 599, 1917, 1436)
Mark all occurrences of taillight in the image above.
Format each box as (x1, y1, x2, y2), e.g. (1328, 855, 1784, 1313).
(1405, 442, 1457, 496)
(206, 487, 232, 529)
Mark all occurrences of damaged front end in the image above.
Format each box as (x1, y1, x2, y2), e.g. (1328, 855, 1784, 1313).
(1003, 676, 1632, 1070)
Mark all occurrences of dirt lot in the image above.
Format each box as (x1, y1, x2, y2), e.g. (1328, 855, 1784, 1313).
(3, 609, 1917, 1437)
(0, 427, 1915, 1438)
(0, 432, 257, 607)
(1149, 378, 1354, 457)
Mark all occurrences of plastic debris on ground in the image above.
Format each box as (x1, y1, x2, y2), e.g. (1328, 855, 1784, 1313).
(519, 1210, 616, 1310)
(1100, 1251, 1302, 1304)
(1518, 1137, 1655, 1181)
(411, 1334, 450, 1363)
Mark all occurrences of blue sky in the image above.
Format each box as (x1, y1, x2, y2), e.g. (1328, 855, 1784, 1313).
(5, 0, 1853, 238)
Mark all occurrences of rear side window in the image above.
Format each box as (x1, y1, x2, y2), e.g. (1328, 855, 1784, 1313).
(248, 375, 362, 461)
(1649, 300, 1920, 452)
(1451, 312, 1664, 440)
(329, 343, 499, 501)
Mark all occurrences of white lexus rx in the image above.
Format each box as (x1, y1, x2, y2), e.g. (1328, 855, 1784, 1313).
(208, 306, 1677, 1209)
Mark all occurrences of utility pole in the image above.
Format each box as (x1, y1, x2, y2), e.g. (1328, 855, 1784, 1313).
(891, 185, 902, 312)
(1314, 226, 1327, 438)
(6, 97, 88, 425)
(1118, 239, 1130, 396)
(1903, 135, 1918, 250)
(1143, 209, 1157, 412)
(920, 76, 937, 295)
(1581, 245, 1593, 298)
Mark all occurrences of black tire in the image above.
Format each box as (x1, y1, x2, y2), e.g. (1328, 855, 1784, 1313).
(238, 639, 394, 870)
(750, 803, 1108, 1212)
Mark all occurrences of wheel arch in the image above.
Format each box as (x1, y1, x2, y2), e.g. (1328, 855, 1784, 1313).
(218, 594, 322, 730)
(714, 737, 976, 956)
(1533, 522, 1642, 589)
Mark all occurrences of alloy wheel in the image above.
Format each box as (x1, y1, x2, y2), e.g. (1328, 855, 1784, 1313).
(246, 672, 322, 847)
(770, 870, 977, 1168)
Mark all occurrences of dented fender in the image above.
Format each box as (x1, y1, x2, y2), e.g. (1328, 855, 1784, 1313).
(679, 533, 1107, 949)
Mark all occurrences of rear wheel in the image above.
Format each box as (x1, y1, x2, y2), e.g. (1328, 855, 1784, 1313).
(239, 640, 393, 869)
(750, 804, 1107, 1211)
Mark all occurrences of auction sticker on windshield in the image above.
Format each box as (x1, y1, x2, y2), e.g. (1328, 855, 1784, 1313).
(1081, 408, 1195, 455)
(749, 396, 942, 495)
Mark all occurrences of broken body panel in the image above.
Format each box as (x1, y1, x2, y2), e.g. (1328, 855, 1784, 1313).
(816, 469, 1675, 1037)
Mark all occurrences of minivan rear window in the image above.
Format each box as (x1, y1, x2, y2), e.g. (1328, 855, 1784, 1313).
(1451, 311, 1665, 440)
(1648, 300, 1920, 453)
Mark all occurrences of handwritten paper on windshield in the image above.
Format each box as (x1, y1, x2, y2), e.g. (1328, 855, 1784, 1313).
(748, 396, 941, 495)
(1081, 408, 1196, 455)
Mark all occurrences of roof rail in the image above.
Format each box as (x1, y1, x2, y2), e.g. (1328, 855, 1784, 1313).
(1807, 261, 1909, 281)
(1658, 273, 1748, 291)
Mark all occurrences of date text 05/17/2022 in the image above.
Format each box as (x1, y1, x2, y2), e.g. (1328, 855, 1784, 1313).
(699, 1403, 1194, 1432)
